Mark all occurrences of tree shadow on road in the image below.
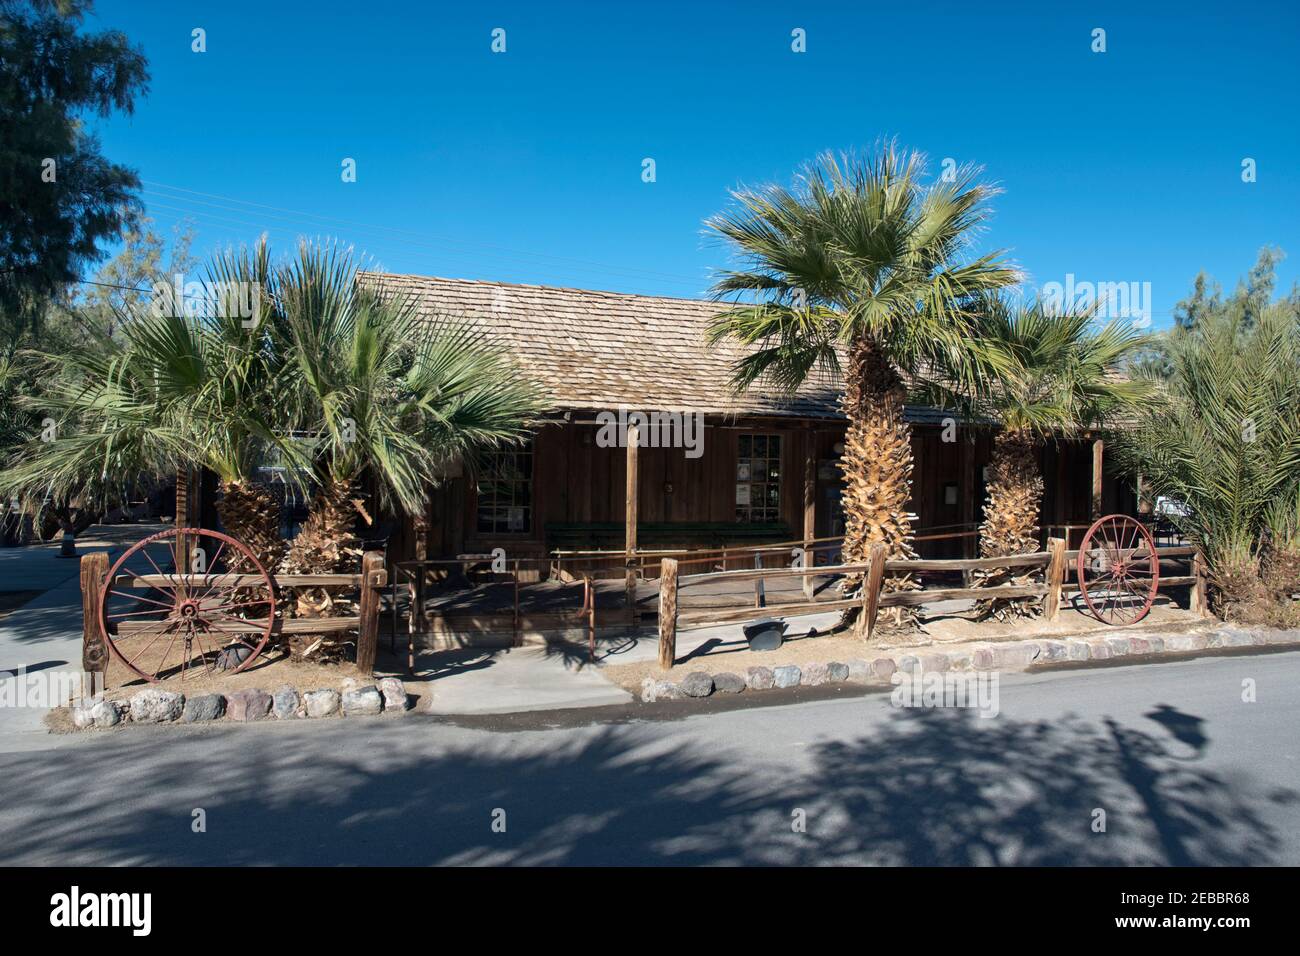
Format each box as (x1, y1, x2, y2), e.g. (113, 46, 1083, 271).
(0, 704, 1291, 865)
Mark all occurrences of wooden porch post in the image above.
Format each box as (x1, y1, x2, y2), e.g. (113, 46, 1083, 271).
(802, 436, 816, 599)
(625, 423, 639, 626)
(1091, 437, 1105, 519)
(174, 467, 193, 578)
(960, 434, 977, 560)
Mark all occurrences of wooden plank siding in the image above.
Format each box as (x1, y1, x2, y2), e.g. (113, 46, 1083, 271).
(391, 420, 1136, 566)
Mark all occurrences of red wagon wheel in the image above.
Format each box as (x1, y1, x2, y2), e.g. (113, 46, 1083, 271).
(1076, 514, 1160, 625)
(98, 527, 277, 683)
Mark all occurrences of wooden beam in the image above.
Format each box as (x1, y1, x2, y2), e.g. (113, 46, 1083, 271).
(112, 572, 369, 589)
(1191, 550, 1210, 617)
(856, 542, 887, 639)
(625, 423, 639, 554)
(658, 557, 678, 670)
(960, 436, 977, 559)
(1091, 438, 1105, 519)
(625, 423, 639, 624)
(118, 616, 361, 635)
(802, 440, 816, 599)
(1043, 536, 1066, 621)
(80, 552, 109, 676)
(1054, 444, 1069, 529)
(355, 550, 385, 675)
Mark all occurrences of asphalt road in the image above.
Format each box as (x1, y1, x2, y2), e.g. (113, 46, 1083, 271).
(1, 649, 1297, 865)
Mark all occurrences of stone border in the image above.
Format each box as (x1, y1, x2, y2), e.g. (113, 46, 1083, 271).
(68, 677, 410, 731)
(639, 625, 1300, 702)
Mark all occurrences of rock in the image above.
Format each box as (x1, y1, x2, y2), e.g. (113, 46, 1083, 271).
(746, 666, 774, 691)
(772, 665, 801, 689)
(213, 645, 252, 671)
(303, 688, 341, 718)
(1145, 636, 1165, 654)
(341, 685, 383, 716)
(679, 672, 714, 698)
(1104, 636, 1132, 657)
(1213, 626, 1264, 648)
(826, 661, 850, 682)
(129, 689, 184, 723)
(845, 659, 872, 683)
(1064, 639, 1092, 661)
(340, 677, 361, 692)
(640, 676, 659, 703)
(896, 655, 921, 674)
(72, 698, 121, 729)
(1128, 637, 1152, 655)
(1162, 633, 1208, 652)
(1088, 641, 1112, 660)
(973, 646, 997, 670)
(996, 642, 1044, 669)
(182, 694, 225, 723)
(1040, 640, 1070, 663)
(871, 657, 897, 680)
(272, 685, 300, 719)
(918, 653, 951, 673)
(712, 672, 746, 694)
(935, 650, 971, 671)
(1263, 628, 1300, 645)
(653, 681, 684, 700)
(802, 662, 830, 686)
(377, 677, 408, 712)
(225, 688, 272, 722)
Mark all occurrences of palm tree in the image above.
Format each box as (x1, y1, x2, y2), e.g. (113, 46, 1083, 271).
(1112, 303, 1300, 621)
(274, 243, 544, 583)
(919, 295, 1151, 619)
(0, 240, 300, 571)
(706, 146, 1018, 628)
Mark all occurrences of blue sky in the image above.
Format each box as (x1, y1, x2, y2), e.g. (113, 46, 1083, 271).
(87, 0, 1299, 328)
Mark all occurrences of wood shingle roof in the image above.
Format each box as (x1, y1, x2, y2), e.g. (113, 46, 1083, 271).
(364, 272, 846, 421)
(363, 272, 954, 425)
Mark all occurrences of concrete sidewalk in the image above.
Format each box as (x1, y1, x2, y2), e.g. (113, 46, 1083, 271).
(0, 524, 162, 752)
(422, 644, 635, 715)
(418, 611, 844, 715)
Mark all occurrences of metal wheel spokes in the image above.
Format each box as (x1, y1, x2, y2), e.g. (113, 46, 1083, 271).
(1076, 514, 1160, 626)
(98, 528, 277, 683)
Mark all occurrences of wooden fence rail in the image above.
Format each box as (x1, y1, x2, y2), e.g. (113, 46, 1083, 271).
(82, 550, 389, 678)
(658, 540, 1206, 669)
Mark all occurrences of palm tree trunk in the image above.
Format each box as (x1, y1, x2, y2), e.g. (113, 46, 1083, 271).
(280, 475, 364, 660)
(974, 427, 1043, 620)
(840, 337, 918, 630)
(282, 475, 362, 576)
(214, 478, 286, 571)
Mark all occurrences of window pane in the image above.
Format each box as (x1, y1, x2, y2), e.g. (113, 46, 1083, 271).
(476, 439, 534, 533)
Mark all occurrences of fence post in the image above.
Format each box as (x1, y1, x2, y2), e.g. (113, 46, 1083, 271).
(356, 550, 385, 675)
(1191, 550, 1210, 617)
(753, 551, 765, 609)
(658, 557, 678, 670)
(80, 552, 109, 677)
(408, 564, 424, 674)
(856, 543, 887, 640)
(1043, 536, 1066, 621)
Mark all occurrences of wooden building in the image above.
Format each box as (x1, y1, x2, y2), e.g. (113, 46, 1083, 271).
(366, 273, 1135, 565)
